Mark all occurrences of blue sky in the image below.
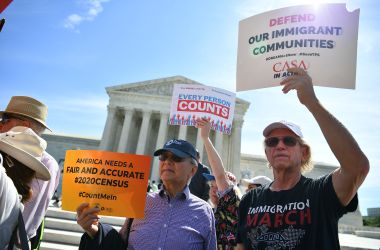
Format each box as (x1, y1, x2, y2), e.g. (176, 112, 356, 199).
(1, 0, 379, 215)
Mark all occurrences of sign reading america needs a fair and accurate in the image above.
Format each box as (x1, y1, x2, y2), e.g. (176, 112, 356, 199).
(62, 150, 151, 218)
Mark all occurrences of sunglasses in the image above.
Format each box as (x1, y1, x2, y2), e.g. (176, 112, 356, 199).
(159, 153, 187, 163)
(1, 114, 27, 124)
(264, 136, 299, 147)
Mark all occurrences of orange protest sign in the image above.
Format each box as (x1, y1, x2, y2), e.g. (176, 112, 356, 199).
(62, 150, 151, 218)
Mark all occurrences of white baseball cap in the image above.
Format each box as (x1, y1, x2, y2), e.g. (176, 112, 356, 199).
(263, 120, 303, 138)
(242, 176, 272, 187)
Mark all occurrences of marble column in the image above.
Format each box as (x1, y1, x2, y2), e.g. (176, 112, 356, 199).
(196, 129, 204, 162)
(214, 131, 223, 156)
(231, 120, 243, 178)
(99, 106, 117, 150)
(136, 110, 152, 155)
(117, 108, 134, 152)
(178, 125, 188, 140)
(214, 130, 224, 168)
(151, 112, 169, 181)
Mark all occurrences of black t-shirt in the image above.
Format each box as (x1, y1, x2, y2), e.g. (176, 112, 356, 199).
(189, 163, 210, 201)
(237, 174, 357, 249)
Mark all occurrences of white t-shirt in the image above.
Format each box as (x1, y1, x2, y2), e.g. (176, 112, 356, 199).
(0, 155, 23, 249)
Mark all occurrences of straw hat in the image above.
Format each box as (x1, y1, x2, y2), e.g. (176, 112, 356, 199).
(0, 96, 51, 131)
(0, 126, 50, 180)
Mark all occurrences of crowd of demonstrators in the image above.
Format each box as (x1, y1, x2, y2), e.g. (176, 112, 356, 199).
(241, 175, 272, 193)
(0, 126, 51, 249)
(196, 117, 241, 249)
(189, 149, 211, 201)
(236, 68, 370, 249)
(0, 96, 60, 249)
(77, 139, 216, 250)
(1, 67, 369, 249)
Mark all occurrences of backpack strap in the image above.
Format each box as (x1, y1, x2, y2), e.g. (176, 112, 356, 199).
(8, 210, 30, 250)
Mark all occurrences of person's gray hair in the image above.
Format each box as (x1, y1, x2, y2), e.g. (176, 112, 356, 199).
(190, 158, 198, 167)
(186, 157, 198, 185)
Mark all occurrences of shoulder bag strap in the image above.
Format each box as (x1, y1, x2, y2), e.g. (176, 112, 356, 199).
(125, 218, 134, 246)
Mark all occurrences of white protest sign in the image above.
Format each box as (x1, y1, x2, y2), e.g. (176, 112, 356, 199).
(236, 3, 360, 91)
(169, 84, 236, 135)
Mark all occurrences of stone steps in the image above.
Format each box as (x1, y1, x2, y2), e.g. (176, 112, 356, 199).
(354, 230, 380, 239)
(39, 206, 380, 249)
(39, 206, 124, 250)
(40, 241, 78, 250)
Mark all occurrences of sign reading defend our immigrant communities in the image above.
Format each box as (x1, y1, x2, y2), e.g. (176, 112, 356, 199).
(236, 3, 360, 91)
(169, 84, 236, 135)
(62, 150, 151, 218)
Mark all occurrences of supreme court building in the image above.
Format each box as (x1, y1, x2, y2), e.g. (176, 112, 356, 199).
(98, 75, 250, 182)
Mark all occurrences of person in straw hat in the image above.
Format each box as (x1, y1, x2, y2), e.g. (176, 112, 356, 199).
(0, 126, 51, 249)
(0, 96, 60, 249)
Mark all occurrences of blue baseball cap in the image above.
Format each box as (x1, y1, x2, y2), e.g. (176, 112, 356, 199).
(202, 173, 215, 181)
(154, 139, 198, 161)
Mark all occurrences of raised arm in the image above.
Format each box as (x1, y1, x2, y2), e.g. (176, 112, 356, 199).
(280, 67, 369, 206)
(196, 117, 230, 192)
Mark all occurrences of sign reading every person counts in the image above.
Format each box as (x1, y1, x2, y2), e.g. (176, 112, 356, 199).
(169, 84, 236, 135)
(62, 150, 151, 218)
(236, 3, 360, 91)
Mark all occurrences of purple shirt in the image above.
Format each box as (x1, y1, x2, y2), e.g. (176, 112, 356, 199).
(122, 185, 217, 250)
(22, 151, 60, 238)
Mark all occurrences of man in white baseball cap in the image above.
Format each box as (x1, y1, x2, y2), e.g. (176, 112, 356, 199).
(237, 68, 369, 249)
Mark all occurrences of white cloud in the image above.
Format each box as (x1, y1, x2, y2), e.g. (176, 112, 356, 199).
(63, 0, 110, 31)
(63, 14, 83, 30)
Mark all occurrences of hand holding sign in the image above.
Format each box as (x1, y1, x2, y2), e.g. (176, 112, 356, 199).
(195, 117, 212, 140)
(76, 202, 100, 238)
(280, 67, 317, 107)
(62, 150, 151, 218)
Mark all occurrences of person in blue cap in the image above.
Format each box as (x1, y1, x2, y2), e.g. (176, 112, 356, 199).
(76, 139, 217, 250)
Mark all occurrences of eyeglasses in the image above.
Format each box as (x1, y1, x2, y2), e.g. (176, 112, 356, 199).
(264, 136, 299, 147)
(1, 114, 27, 124)
(159, 154, 187, 163)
